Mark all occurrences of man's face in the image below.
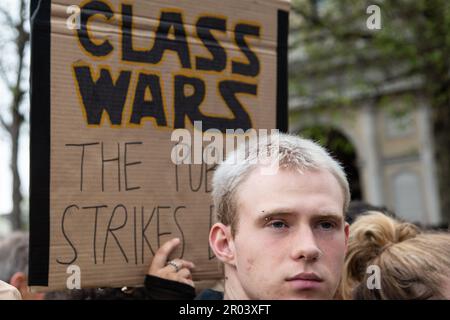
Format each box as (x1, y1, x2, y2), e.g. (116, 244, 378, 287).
(229, 168, 348, 299)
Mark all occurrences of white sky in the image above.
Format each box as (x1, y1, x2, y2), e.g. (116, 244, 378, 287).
(0, 0, 30, 219)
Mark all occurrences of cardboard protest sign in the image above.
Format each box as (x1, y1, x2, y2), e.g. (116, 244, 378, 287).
(29, 0, 289, 290)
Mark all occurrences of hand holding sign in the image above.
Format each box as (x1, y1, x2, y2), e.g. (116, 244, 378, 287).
(148, 238, 196, 288)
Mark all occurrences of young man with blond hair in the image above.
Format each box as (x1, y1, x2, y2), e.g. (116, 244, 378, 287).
(149, 133, 350, 300)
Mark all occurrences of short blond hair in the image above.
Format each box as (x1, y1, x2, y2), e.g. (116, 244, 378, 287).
(340, 211, 450, 299)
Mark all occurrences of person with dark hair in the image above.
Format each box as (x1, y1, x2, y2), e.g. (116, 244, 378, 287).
(0, 231, 44, 300)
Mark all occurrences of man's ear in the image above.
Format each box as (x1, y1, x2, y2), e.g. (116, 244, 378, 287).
(344, 222, 350, 253)
(10, 272, 27, 292)
(209, 223, 236, 266)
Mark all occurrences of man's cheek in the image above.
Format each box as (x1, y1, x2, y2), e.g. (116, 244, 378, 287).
(244, 257, 256, 273)
(323, 244, 346, 268)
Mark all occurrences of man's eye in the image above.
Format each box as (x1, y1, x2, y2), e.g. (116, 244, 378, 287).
(318, 221, 335, 230)
(269, 221, 289, 229)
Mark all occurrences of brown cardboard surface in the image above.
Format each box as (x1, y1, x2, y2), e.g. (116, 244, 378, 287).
(30, 0, 290, 291)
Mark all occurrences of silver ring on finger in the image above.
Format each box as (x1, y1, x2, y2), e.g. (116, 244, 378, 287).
(167, 260, 180, 272)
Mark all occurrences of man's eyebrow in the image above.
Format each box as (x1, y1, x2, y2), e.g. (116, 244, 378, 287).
(258, 209, 296, 219)
(258, 210, 344, 222)
(312, 213, 344, 223)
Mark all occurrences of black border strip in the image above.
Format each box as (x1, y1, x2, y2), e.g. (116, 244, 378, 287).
(29, 0, 51, 286)
(276, 9, 289, 133)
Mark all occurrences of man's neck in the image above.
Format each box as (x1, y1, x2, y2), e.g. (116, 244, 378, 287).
(223, 268, 249, 300)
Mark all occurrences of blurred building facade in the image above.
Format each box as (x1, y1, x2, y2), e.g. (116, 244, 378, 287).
(289, 95, 442, 226)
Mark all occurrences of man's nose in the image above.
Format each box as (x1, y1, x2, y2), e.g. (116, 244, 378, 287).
(290, 226, 322, 262)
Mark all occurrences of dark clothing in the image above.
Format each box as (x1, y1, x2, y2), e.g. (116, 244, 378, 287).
(51, 275, 219, 300)
(144, 275, 196, 300)
(55, 275, 195, 300)
(195, 289, 224, 300)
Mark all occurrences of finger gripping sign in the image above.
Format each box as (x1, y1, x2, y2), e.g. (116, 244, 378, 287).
(29, 0, 290, 290)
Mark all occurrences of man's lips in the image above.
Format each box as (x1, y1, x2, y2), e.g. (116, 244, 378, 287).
(286, 272, 324, 290)
(287, 272, 323, 281)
